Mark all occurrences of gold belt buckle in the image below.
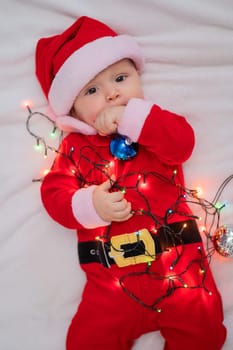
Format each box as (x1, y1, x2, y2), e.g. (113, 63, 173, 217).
(109, 229, 155, 267)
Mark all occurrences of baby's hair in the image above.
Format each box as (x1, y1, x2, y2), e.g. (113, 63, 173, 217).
(70, 105, 77, 118)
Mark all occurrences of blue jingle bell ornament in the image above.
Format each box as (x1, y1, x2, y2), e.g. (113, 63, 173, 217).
(110, 134, 138, 160)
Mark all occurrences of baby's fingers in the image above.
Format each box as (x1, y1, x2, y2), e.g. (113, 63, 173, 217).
(112, 201, 133, 222)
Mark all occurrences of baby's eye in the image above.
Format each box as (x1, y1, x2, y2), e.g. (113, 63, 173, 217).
(115, 74, 127, 82)
(86, 87, 97, 95)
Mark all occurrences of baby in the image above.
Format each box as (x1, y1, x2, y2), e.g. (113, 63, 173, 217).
(35, 16, 226, 350)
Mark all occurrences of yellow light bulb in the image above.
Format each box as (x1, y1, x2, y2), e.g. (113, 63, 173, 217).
(43, 169, 50, 176)
(195, 186, 203, 197)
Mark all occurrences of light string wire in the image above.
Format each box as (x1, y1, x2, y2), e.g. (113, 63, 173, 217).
(74, 147, 232, 310)
(26, 105, 64, 165)
(26, 107, 232, 311)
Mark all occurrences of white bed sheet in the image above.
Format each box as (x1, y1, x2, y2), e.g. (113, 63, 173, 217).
(1, 0, 233, 349)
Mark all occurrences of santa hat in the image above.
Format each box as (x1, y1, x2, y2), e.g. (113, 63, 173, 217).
(35, 16, 144, 134)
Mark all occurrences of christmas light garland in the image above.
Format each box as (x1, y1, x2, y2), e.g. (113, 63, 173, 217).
(26, 105, 64, 160)
(26, 106, 233, 311)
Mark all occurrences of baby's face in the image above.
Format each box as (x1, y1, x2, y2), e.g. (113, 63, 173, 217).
(72, 59, 144, 128)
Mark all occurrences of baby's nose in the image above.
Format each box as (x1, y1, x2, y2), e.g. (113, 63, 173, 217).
(106, 87, 120, 101)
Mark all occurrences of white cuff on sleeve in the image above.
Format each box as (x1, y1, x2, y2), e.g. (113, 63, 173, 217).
(118, 98, 153, 142)
(72, 186, 110, 228)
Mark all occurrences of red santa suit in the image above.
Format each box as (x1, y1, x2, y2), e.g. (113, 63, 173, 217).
(41, 98, 226, 350)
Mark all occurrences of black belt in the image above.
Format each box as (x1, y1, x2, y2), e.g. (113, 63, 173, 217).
(78, 220, 202, 268)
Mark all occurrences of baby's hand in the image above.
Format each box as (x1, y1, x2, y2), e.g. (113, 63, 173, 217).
(94, 106, 125, 135)
(93, 178, 132, 222)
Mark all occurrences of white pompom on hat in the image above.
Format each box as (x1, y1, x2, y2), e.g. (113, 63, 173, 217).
(35, 16, 144, 134)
